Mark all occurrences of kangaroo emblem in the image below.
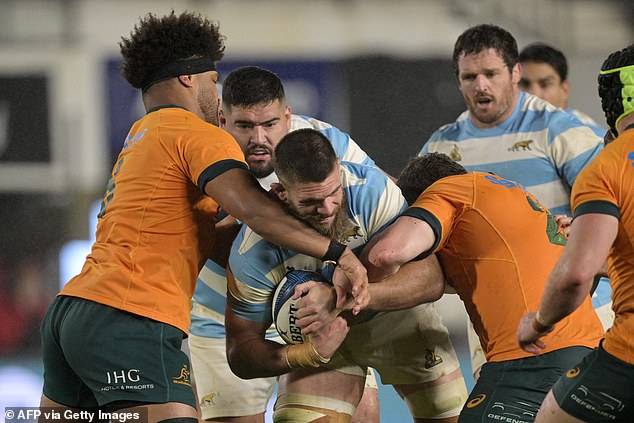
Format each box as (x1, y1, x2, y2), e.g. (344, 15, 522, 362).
(508, 140, 533, 151)
(449, 144, 462, 161)
(172, 363, 192, 386)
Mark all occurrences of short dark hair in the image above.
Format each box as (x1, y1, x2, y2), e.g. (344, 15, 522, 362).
(119, 11, 225, 89)
(274, 129, 337, 184)
(222, 66, 285, 109)
(453, 24, 518, 77)
(598, 44, 634, 135)
(397, 153, 467, 204)
(519, 42, 568, 81)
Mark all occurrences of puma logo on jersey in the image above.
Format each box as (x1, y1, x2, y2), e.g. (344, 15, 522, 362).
(508, 140, 533, 151)
(450, 144, 462, 161)
(200, 392, 217, 407)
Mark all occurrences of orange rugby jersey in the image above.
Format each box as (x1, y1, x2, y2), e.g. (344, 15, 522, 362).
(403, 172, 602, 362)
(60, 106, 248, 333)
(571, 126, 634, 364)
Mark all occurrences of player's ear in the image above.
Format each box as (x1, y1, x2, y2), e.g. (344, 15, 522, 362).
(177, 74, 195, 88)
(271, 183, 287, 201)
(561, 80, 570, 98)
(219, 108, 227, 127)
(283, 104, 292, 131)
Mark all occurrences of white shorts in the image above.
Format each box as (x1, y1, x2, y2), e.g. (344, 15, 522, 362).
(327, 303, 467, 418)
(189, 334, 278, 419)
(189, 334, 379, 420)
(328, 303, 461, 383)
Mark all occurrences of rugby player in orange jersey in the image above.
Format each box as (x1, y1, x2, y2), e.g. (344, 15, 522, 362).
(517, 44, 634, 423)
(354, 152, 603, 423)
(39, 11, 365, 423)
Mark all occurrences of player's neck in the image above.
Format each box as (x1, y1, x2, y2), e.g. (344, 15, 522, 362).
(617, 113, 634, 134)
(143, 86, 199, 119)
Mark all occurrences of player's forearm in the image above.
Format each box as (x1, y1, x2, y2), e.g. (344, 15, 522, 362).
(245, 201, 330, 258)
(367, 257, 444, 311)
(536, 260, 594, 327)
(226, 338, 291, 379)
(206, 169, 330, 259)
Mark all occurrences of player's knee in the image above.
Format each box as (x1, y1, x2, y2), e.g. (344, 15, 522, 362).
(402, 377, 468, 420)
(157, 418, 198, 423)
(273, 393, 354, 423)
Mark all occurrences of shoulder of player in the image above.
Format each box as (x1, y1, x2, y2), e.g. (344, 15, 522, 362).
(290, 114, 333, 131)
(522, 93, 587, 128)
(339, 161, 386, 188)
(427, 112, 470, 142)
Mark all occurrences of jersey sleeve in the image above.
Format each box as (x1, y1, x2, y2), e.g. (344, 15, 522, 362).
(295, 115, 376, 167)
(177, 126, 248, 193)
(226, 226, 284, 324)
(400, 175, 473, 254)
(548, 112, 603, 187)
(345, 165, 407, 239)
(419, 128, 444, 155)
(571, 152, 620, 219)
(319, 122, 376, 166)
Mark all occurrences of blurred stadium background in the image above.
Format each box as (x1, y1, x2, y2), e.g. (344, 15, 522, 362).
(0, 0, 631, 421)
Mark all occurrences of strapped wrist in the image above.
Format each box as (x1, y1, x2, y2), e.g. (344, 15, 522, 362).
(532, 312, 554, 333)
(286, 342, 331, 369)
(322, 240, 347, 265)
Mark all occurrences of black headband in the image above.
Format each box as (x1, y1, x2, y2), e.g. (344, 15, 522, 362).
(141, 57, 217, 92)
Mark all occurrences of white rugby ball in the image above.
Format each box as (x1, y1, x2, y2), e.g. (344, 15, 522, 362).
(272, 269, 330, 344)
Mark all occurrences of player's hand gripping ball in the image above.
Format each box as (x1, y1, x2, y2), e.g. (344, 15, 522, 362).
(272, 269, 331, 344)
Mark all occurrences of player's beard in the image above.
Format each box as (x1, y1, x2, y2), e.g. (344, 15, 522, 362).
(285, 195, 353, 243)
(246, 144, 274, 178)
(199, 91, 220, 126)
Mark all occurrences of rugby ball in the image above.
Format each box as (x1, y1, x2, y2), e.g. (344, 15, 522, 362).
(272, 269, 330, 344)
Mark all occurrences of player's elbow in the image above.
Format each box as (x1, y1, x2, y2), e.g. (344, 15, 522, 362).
(368, 248, 404, 269)
(226, 348, 256, 380)
(560, 268, 595, 294)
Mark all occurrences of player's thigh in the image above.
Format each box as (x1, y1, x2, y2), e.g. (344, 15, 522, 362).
(459, 346, 591, 423)
(351, 368, 379, 423)
(188, 334, 276, 420)
(534, 392, 585, 423)
(341, 304, 468, 419)
(50, 296, 197, 411)
(549, 345, 634, 423)
(275, 368, 365, 422)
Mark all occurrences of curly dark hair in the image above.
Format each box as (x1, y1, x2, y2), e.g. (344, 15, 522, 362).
(453, 24, 518, 77)
(222, 66, 285, 109)
(397, 153, 467, 204)
(119, 11, 225, 89)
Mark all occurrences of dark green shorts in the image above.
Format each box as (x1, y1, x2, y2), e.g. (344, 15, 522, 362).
(41, 295, 195, 409)
(458, 346, 591, 423)
(552, 343, 634, 422)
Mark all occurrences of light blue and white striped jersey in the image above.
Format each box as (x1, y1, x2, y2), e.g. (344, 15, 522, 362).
(190, 116, 377, 338)
(422, 91, 611, 308)
(227, 162, 406, 324)
(421, 91, 603, 216)
(567, 108, 605, 138)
